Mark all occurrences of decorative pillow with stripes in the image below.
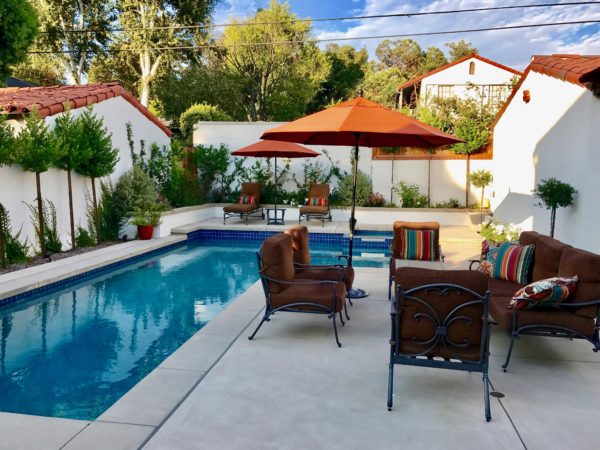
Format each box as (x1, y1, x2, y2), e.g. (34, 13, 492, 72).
(238, 194, 256, 204)
(490, 242, 535, 284)
(308, 197, 328, 206)
(399, 229, 436, 261)
(509, 275, 578, 310)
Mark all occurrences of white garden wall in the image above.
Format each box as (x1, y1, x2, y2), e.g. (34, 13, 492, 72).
(491, 71, 600, 253)
(0, 96, 171, 250)
(193, 121, 493, 207)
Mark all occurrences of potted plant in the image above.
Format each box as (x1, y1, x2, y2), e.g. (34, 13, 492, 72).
(131, 209, 162, 240)
(533, 177, 577, 238)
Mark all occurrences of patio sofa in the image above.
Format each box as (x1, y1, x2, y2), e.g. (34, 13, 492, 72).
(484, 231, 600, 370)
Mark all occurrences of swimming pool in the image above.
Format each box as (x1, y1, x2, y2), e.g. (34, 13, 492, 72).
(0, 237, 388, 420)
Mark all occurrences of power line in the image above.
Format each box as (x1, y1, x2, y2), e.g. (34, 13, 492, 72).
(28, 19, 600, 54)
(38, 1, 600, 34)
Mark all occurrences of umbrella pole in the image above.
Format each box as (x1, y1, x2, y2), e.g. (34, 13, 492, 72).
(349, 137, 360, 266)
(347, 134, 368, 299)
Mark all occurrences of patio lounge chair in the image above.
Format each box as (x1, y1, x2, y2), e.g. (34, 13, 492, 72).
(285, 224, 354, 315)
(388, 221, 444, 300)
(299, 184, 332, 227)
(249, 233, 346, 347)
(388, 267, 492, 421)
(223, 182, 264, 225)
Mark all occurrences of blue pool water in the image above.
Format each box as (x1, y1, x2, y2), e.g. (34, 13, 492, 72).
(0, 238, 388, 420)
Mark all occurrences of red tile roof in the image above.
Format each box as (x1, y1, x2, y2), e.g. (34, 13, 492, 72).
(529, 54, 600, 86)
(397, 53, 522, 91)
(0, 82, 172, 137)
(492, 54, 600, 130)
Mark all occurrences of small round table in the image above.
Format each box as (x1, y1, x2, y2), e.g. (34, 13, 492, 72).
(266, 208, 286, 225)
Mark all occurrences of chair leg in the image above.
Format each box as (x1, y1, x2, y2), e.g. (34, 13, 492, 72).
(248, 312, 270, 340)
(388, 275, 393, 301)
(502, 332, 518, 372)
(344, 297, 350, 320)
(387, 362, 394, 411)
(339, 311, 345, 326)
(332, 313, 342, 347)
(483, 373, 491, 422)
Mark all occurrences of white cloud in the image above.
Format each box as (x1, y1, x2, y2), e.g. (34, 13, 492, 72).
(312, 0, 600, 71)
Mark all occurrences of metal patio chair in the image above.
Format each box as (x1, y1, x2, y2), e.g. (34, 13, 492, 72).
(249, 233, 346, 347)
(388, 267, 492, 421)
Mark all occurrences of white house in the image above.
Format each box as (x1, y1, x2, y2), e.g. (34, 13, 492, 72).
(0, 82, 172, 248)
(491, 54, 600, 253)
(370, 54, 521, 206)
(397, 53, 521, 110)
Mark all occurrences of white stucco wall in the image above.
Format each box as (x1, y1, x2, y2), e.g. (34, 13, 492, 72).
(0, 96, 171, 250)
(420, 57, 516, 103)
(491, 71, 600, 253)
(194, 121, 492, 207)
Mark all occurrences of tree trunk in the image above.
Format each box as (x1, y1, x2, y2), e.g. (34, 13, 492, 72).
(390, 159, 394, 204)
(550, 207, 556, 238)
(91, 177, 99, 244)
(480, 187, 485, 221)
(36, 172, 46, 256)
(67, 170, 75, 249)
(427, 156, 432, 207)
(0, 227, 5, 268)
(465, 154, 471, 207)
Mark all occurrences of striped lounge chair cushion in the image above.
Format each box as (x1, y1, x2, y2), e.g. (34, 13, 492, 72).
(308, 197, 328, 206)
(239, 194, 256, 204)
(490, 242, 535, 284)
(399, 229, 436, 261)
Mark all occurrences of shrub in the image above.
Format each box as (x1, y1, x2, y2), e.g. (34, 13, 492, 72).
(434, 198, 461, 208)
(113, 166, 162, 221)
(180, 104, 232, 143)
(194, 144, 232, 201)
(25, 199, 62, 254)
(479, 219, 520, 243)
(75, 226, 96, 248)
(0, 203, 28, 265)
(334, 170, 372, 206)
(87, 181, 125, 242)
(364, 192, 386, 207)
(393, 182, 428, 208)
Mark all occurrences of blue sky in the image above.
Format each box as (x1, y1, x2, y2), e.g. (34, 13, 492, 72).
(213, 0, 600, 70)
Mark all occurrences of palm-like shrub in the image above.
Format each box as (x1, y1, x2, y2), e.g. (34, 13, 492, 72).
(533, 178, 577, 238)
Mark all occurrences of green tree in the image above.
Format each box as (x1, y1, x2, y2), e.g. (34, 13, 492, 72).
(54, 109, 88, 248)
(361, 64, 406, 108)
(76, 108, 119, 243)
(180, 104, 232, 143)
(111, 0, 217, 107)
(32, 0, 114, 84)
(533, 178, 577, 238)
(445, 40, 478, 61)
(215, 0, 330, 121)
(0, 0, 38, 82)
(14, 111, 64, 255)
(376, 39, 424, 78)
(0, 115, 15, 166)
(310, 44, 368, 111)
(422, 46, 448, 73)
(470, 169, 493, 219)
(10, 54, 65, 86)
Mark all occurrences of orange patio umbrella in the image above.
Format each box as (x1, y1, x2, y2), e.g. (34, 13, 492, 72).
(232, 140, 320, 225)
(261, 97, 462, 288)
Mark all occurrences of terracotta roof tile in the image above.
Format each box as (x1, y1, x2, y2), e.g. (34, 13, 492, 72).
(397, 53, 522, 91)
(0, 82, 172, 137)
(529, 54, 600, 86)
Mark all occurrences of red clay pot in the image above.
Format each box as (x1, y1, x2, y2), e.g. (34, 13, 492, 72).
(137, 225, 154, 240)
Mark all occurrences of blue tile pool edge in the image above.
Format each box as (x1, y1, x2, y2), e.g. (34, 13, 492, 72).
(0, 228, 392, 308)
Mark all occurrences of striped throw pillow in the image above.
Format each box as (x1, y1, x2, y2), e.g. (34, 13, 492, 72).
(309, 197, 328, 206)
(509, 275, 578, 310)
(238, 194, 256, 204)
(490, 242, 535, 284)
(399, 229, 436, 261)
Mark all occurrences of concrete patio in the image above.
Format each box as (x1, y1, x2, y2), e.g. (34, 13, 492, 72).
(141, 268, 600, 450)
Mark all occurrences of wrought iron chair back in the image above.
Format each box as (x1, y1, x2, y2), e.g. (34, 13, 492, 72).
(388, 277, 492, 421)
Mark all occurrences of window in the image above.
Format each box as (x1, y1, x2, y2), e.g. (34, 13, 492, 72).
(469, 61, 475, 75)
(437, 85, 454, 99)
(488, 85, 509, 105)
